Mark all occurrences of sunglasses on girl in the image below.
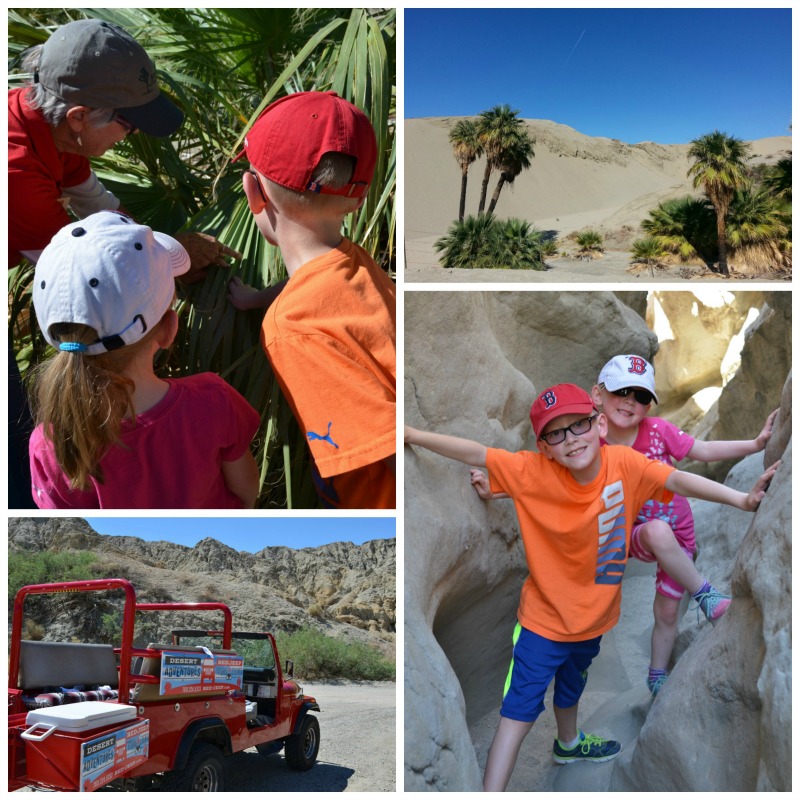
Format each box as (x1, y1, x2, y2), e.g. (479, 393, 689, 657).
(612, 387, 654, 405)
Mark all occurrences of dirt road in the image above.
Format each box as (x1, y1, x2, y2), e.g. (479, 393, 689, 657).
(218, 680, 396, 792)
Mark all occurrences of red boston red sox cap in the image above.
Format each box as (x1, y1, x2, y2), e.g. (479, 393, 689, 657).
(236, 91, 377, 199)
(530, 383, 596, 439)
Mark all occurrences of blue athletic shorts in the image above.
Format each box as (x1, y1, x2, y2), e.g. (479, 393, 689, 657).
(500, 623, 602, 723)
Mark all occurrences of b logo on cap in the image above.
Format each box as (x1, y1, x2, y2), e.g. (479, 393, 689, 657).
(542, 390, 557, 409)
(627, 356, 647, 375)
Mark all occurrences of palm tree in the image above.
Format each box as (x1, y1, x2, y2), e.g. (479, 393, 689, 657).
(642, 196, 718, 266)
(448, 119, 482, 222)
(486, 131, 535, 216)
(575, 230, 604, 256)
(434, 216, 545, 270)
(7, 7, 396, 508)
(434, 215, 498, 269)
(763, 157, 791, 202)
(630, 237, 667, 269)
(687, 131, 752, 275)
(488, 218, 545, 270)
(476, 104, 526, 214)
(641, 190, 789, 273)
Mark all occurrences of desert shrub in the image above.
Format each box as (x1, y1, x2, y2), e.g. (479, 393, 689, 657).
(540, 238, 559, 257)
(308, 603, 327, 619)
(9, 551, 97, 597)
(275, 627, 395, 681)
(575, 229, 604, 253)
(22, 619, 45, 640)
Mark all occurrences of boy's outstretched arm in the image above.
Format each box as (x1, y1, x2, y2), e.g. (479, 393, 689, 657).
(666, 460, 780, 512)
(405, 426, 488, 467)
(688, 408, 779, 462)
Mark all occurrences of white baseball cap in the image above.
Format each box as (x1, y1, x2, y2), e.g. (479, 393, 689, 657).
(33, 211, 190, 355)
(598, 354, 659, 404)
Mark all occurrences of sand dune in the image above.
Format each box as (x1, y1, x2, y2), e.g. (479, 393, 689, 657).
(405, 117, 791, 248)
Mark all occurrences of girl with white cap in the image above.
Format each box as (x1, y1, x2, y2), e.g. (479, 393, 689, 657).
(28, 211, 260, 509)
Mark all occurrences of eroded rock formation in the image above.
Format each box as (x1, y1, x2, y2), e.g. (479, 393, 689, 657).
(8, 519, 395, 647)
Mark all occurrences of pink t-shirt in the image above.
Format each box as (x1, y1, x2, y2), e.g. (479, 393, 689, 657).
(631, 417, 696, 551)
(30, 373, 260, 509)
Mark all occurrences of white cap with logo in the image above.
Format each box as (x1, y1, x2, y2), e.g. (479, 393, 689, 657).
(33, 211, 190, 356)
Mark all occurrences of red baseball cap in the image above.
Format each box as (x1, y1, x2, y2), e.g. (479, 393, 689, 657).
(237, 91, 377, 199)
(530, 383, 596, 439)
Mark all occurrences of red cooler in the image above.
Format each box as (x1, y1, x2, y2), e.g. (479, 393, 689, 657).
(21, 702, 149, 791)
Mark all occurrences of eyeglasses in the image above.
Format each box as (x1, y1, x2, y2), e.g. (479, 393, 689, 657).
(114, 114, 138, 135)
(539, 415, 598, 446)
(611, 387, 653, 405)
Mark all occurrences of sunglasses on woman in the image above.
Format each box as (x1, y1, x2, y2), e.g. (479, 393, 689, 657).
(611, 387, 654, 405)
(114, 114, 138, 135)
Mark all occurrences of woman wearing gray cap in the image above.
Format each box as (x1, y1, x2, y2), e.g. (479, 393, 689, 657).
(8, 18, 238, 272)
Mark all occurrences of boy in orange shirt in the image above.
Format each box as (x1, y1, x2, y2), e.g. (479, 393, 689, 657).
(229, 92, 395, 509)
(405, 383, 777, 792)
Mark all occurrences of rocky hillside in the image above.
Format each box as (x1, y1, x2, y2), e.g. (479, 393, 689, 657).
(8, 518, 395, 653)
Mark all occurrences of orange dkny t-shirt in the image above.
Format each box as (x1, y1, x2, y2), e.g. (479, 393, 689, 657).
(261, 238, 396, 509)
(487, 445, 674, 642)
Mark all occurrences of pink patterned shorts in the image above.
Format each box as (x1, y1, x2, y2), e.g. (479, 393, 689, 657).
(629, 522, 695, 600)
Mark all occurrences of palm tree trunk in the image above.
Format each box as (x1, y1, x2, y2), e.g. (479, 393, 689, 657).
(458, 167, 468, 223)
(478, 163, 492, 214)
(486, 175, 507, 216)
(715, 207, 729, 275)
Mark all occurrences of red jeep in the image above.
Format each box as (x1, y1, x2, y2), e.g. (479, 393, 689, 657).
(8, 578, 320, 791)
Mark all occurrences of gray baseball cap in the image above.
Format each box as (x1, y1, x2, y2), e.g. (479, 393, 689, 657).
(35, 18, 183, 137)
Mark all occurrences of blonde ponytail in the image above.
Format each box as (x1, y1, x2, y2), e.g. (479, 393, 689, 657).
(29, 314, 169, 490)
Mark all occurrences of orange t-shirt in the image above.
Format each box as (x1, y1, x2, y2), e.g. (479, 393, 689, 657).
(487, 445, 675, 642)
(261, 238, 396, 509)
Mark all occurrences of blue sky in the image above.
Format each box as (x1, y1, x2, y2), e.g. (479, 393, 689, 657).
(404, 8, 792, 144)
(84, 517, 395, 552)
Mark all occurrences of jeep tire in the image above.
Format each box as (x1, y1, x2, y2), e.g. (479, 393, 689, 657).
(285, 715, 320, 771)
(161, 742, 226, 791)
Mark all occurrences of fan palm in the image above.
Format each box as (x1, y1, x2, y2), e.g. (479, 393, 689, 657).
(575, 230, 604, 254)
(630, 238, 667, 267)
(434, 216, 545, 270)
(486, 131, 535, 216)
(726, 187, 788, 248)
(488, 218, 545, 270)
(448, 119, 482, 223)
(476, 104, 527, 214)
(641, 196, 717, 266)
(687, 131, 751, 275)
(7, 7, 396, 509)
(763, 157, 792, 203)
(434, 215, 498, 269)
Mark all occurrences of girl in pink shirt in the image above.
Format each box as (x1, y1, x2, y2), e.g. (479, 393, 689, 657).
(593, 355, 776, 695)
(28, 211, 260, 509)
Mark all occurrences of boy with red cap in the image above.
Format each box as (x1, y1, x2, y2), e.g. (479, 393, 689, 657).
(229, 91, 395, 509)
(405, 383, 778, 791)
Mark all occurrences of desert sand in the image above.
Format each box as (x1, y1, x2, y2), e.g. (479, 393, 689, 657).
(404, 117, 791, 281)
